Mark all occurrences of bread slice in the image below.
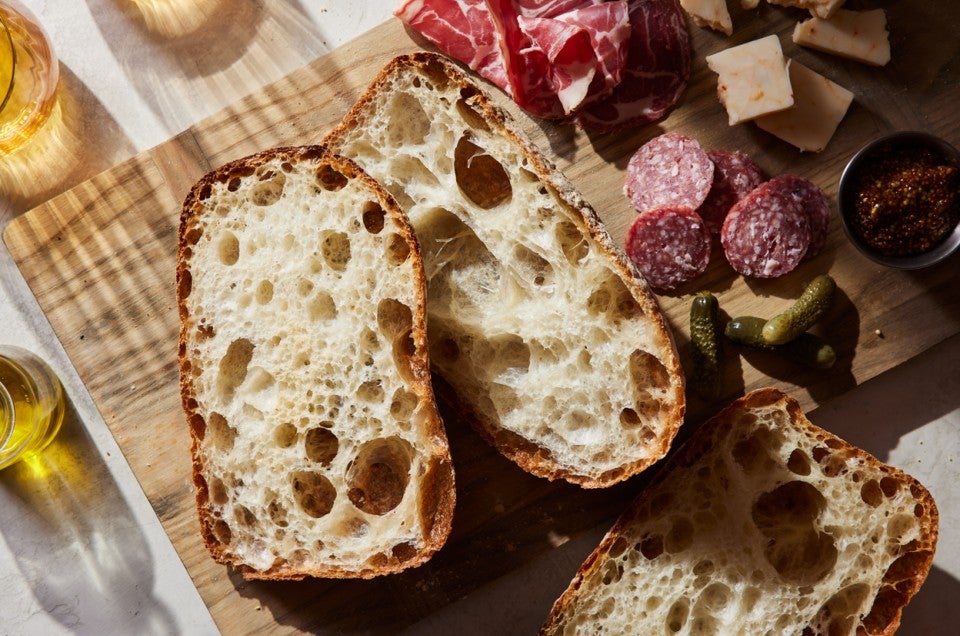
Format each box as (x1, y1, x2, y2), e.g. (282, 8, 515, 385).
(324, 53, 685, 488)
(177, 146, 455, 579)
(541, 388, 938, 635)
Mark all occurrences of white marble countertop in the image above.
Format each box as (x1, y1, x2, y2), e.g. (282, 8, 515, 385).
(0, 2, 956, 634)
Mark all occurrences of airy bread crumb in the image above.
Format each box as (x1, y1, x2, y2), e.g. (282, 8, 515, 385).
(325, 53, 685, 488)
(542, 388, 938, 635)
(177, 146, 454, 579)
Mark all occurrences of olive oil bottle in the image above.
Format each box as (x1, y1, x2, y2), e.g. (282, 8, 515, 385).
(0, 345, 64, 470)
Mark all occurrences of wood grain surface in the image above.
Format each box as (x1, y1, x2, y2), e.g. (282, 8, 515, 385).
(4, 4, 960, 634)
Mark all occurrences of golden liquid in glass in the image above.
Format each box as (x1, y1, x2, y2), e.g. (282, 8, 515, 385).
(0, 347, 64, 470)
(0, 2, 58, 154)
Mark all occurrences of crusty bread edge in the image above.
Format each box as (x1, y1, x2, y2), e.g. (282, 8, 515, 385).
(323, 52, 686, 488)
(539, 388, 939, 634)
(177, 145, 456, 580)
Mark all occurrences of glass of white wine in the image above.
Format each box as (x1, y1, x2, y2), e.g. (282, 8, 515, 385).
(0, 0, 58, 155)
(0, 345, 65, 470)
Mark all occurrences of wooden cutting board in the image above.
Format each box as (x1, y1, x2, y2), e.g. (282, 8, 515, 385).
(5, 5, 960, 634)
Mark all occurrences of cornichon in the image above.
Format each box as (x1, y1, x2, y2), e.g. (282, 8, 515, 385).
(689, 292, 722, 399)
(761, 274, 836, 345)
(726, 316, 836, 369)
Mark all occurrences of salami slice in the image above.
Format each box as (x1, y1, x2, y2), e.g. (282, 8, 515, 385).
(625, 206, 711, 290)
(625, 133, 714, 214)
(697, 149, 766, 234)
(721, 182, 811, 278)
(764, 174, 831, 258)
(574, 0, 691, 131)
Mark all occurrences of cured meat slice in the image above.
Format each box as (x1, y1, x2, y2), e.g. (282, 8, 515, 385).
(575, 0, 691, 131)
(625, 206, 711, 290)
(765, 174, 831, 258)
(625, 133, 714, 214)
(487, 0, 567, 118)
(395, 0, 509, 94)
(721, 183, 811, 278)
(398, 0, 630, 119)
(697, 149, 766, 234)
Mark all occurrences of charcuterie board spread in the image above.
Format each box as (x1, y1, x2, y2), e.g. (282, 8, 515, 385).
(4, 1, 959, 633)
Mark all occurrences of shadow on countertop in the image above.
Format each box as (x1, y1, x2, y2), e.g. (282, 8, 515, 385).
(0, 394, 179, 634)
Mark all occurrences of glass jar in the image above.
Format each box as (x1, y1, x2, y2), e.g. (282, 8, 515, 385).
(0, 345, 65, 470)
(0, 0, 59, 154)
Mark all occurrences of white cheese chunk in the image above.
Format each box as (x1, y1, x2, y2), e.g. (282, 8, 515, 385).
(793, 9, 891, 66)
(754, 60, 854, 152)
(681, 0, 733, 36)
(767, 0, 845, 20)
(705, 35, 794, 125)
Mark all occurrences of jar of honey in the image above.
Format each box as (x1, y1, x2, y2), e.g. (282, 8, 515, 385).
(0, 345, 65, 470)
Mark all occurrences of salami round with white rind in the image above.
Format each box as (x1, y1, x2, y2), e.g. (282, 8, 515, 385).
(625, 206, 711, 290)
(764, 174, 831, 259)
(698, 149, 766, 234)
(721, 183, 811, 278)
(625, 133, 714, 214)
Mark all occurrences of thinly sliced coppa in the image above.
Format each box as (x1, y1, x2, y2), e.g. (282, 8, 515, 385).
(574, 0, 691, 131)
(625, 133, 714, 213)
(397, 0, 632, 118)
(721, 182, 812, 278)
(625, 206, 711, 290)
(764, 174, 831, 258)
(697, 149, 766, 234)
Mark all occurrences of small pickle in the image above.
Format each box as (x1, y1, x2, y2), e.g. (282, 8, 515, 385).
(726, 316, 836, 370)
(689, 292, 722, 399)
(762, 275, 836, 345)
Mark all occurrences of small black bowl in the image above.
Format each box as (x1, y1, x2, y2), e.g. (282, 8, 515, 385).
(837, 131, 960, 269)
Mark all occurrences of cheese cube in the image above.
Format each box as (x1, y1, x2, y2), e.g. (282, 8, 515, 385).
(755, 60, 854, 152)
(681, 0, 732, 36)
(706, 35, 794, 125)
(767, 0, 845, 20)
(793, 9, 891, 66)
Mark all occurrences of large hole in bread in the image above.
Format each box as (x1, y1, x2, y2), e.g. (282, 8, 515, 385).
(389, 388, 420, 422)
(732, 427, 783, 475)
(304, 427, 338, 466)
(629, 349, 670, 391)
(308, 291, 337, 322)
(320, 231, 351, 272)
(556, 219, 589, 266)
(488, 334, 530, 379)
(752, 481, 838, 584)
(386, 92, 431, 146)
(809, 583, 870, 636)
(217, 338, 254, 401)
(386, 233, 411, 266)
(377, 298, 413, 339)
(218, 231, 240, 266)
(346, 436, 414, 516)
(291, 471, 336, 518)
(250, 170, 286, 206)
(255, 280, 274, 305)
(208, 412, 237, 451)
(274, 422, 297, 448)
(454, 134, 512, 209)
(357, 379, 385, 403)
(666, 597, 690, 633)
(418, 208, 501, 317)
(362, 201, 386, 234)
(316, 164, 348, 191)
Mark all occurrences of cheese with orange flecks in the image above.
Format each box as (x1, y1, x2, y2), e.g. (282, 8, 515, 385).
(793, 9, 891, 66)
(706, 35, 794, 125)
(755, 60, 854, 152)
(767, 0, 845, 20)
(680, 0, 732, 36)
